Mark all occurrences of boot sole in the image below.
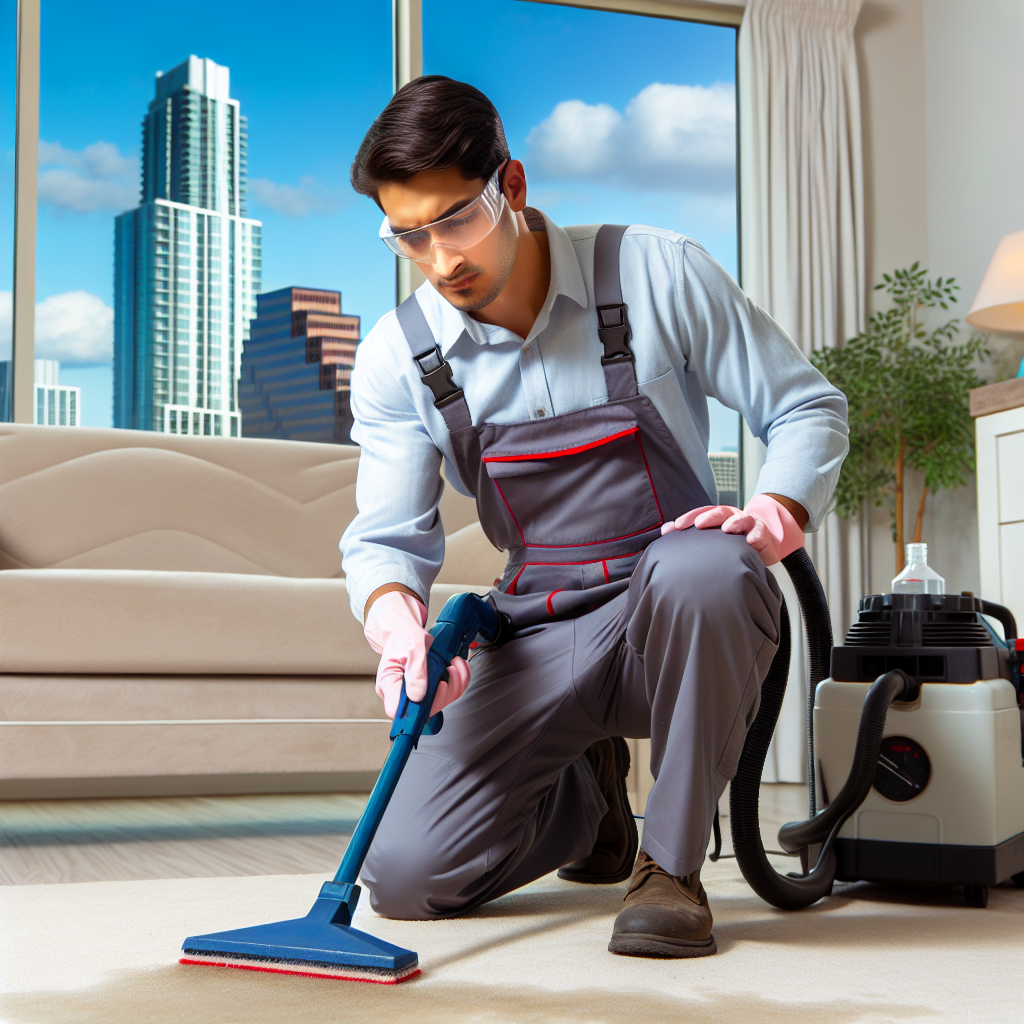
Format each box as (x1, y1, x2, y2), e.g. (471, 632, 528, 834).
(607, 933, 717, 959)
(557, 737, 638, 885)
(557, 864, 635, 884)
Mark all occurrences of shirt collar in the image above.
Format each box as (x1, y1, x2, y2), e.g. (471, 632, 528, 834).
(428, 211, 589, 355)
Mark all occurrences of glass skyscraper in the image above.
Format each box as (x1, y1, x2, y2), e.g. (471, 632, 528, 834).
(114, 56, 262, 436)
(33, 360, 81, 427)
(240, 288, 361, 444)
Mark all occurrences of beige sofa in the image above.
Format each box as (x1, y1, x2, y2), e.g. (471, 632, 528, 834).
(0, 424, 506, 798)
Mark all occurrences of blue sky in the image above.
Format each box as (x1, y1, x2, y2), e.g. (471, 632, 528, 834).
(1, 0, 738, 446)
(424, 0, 738, 270)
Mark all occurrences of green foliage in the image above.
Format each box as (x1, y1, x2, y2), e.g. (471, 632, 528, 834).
(811, 264, 988, 537)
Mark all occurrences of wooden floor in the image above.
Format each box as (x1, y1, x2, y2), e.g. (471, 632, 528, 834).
(0, 792, 369, 885)
(0, 784, 806, 886)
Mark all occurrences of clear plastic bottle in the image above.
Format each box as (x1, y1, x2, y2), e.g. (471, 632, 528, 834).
(892, 543, 945, 594)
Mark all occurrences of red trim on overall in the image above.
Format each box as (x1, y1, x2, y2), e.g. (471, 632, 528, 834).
(492, 479, 526, 545)
(546, 590, 563, 615)
(482, 427, 639, 463)
(519, 549, 644, 568)
(507, 565, 526, 596)
(504, 550, 644, 597)
(635, 432, 664, 522)
(525, 523, 661, 550)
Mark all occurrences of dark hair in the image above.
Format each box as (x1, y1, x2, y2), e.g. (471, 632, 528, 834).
(351, 76, 510, 207)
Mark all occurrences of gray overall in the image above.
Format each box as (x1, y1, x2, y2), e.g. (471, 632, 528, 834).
(361, 226, 783, 920)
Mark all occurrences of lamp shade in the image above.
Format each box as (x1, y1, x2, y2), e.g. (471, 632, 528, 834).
(967, 230, 1024, 332)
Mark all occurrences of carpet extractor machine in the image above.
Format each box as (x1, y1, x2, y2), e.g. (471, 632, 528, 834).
(180, 551, 1024, 985)
(729, 549, 1024, 911)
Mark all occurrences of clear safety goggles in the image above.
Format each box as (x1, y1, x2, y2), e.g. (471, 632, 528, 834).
(379, 165, 508, 263)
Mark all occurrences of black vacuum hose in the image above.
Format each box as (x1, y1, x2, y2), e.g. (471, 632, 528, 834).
(776, 668, 919, 856)
(730, 548, 920, 911)
(781, 549, 833, 818)
(729, 597, 840, 909)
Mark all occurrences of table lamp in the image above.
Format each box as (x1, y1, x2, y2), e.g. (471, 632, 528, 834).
(968, 230, 1024, 377)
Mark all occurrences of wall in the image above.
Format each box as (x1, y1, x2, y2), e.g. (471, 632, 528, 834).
(855, 0, 1024, 602)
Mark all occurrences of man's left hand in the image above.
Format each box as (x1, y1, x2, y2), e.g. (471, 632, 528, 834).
(661, 493, 806, 567)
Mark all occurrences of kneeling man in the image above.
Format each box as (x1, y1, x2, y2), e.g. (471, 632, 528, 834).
(340, 76, 848, 958)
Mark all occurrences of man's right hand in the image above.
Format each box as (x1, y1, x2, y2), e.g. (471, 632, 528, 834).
(363, 590, 470, 720)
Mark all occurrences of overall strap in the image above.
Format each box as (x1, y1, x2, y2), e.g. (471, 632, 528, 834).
(395, 294, 473, 432)
(593, 224, 638, 401)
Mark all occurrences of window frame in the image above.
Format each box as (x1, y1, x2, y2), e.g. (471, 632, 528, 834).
(9, 0, 743, 443)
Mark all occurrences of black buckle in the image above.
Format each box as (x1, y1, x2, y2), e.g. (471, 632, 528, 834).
(596, 303, 633, 364)
(414, 345, 465, 409)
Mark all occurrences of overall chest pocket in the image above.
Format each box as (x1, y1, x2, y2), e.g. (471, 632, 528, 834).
(482, 425, 664, 548)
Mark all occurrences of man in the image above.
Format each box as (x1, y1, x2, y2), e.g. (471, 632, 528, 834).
(341, 76, 847, 959)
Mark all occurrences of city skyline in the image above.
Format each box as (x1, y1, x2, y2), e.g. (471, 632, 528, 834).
(114, 56, 262, 436)
(2, 1, 738, 451)
(1, 0, 395, 430)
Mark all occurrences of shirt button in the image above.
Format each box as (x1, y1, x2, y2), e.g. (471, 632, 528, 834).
(536, 409, 547, 418)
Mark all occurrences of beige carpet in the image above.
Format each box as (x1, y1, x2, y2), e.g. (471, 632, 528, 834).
(2, 855, 1020, 1024)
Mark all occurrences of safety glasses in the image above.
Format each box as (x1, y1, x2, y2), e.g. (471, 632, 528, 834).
(379, 164, 509, 263)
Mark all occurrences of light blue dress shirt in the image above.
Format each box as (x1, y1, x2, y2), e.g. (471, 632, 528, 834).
(340, 213, 849, 621)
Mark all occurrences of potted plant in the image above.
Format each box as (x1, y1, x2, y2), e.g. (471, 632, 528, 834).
(811, 265, 988, 574)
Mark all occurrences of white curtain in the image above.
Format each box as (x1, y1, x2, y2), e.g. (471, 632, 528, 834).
(738, 0, 868, 782)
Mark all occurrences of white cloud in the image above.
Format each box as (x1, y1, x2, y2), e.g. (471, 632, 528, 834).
(526, 100, 621, 179)
(526, 82, 735, 193)
(0, 290, 113, 366)
(38, 140, 138, 213)
(248, 175, 343, 218)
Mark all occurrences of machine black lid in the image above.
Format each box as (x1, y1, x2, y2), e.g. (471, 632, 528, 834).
(847, 594, 993, 650)
(831, 592, 1017, 684)
(858, 593, 987, 616)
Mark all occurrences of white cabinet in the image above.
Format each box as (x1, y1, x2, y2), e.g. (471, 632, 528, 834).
(975, 398, 1024, 626)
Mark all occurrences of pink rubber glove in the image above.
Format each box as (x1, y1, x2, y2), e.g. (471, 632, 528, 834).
(660, 494, 804, 567)
(363, 591, 471, 720)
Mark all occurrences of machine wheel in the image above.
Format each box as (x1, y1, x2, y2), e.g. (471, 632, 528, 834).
(963, 884, 989, 908)
(1012, 871, 1024, 890)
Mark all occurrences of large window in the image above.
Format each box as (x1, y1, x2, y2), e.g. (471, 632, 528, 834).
(10, 0, 740, 472)
(33, 0, 392, 435)
(424, 0, 741, 474)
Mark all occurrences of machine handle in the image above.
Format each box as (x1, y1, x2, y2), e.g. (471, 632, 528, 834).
(980, 599, 1017, 642)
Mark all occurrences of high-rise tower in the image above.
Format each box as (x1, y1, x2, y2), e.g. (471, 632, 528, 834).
(114, 56, 262, 436)
(239, 287, 361, 444)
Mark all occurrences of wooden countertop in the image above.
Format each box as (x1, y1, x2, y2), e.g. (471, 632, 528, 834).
(969, 377, 1024, 417)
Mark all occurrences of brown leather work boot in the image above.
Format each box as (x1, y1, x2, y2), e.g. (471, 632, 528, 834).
(608, 850, 716, 958)
(557, 737, 638, 885)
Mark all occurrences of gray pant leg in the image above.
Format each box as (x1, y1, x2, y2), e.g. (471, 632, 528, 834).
(361, 616, 607, 920)
(364, 529, 781, 918)
(576, 529, 782, 877)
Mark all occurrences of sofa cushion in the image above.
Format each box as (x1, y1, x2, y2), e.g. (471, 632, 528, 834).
(0, 675, 393, 783)
(0, 569, 486, 675)
(0, 425, 489, 580)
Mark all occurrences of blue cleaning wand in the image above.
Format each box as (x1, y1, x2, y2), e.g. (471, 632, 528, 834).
(180, 592, 506, 984)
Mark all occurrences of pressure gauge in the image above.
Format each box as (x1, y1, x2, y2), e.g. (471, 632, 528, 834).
(873, 736, 931, 802)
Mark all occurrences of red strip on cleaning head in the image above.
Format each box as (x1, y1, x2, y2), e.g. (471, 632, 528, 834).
(179, 958, 421, 984)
